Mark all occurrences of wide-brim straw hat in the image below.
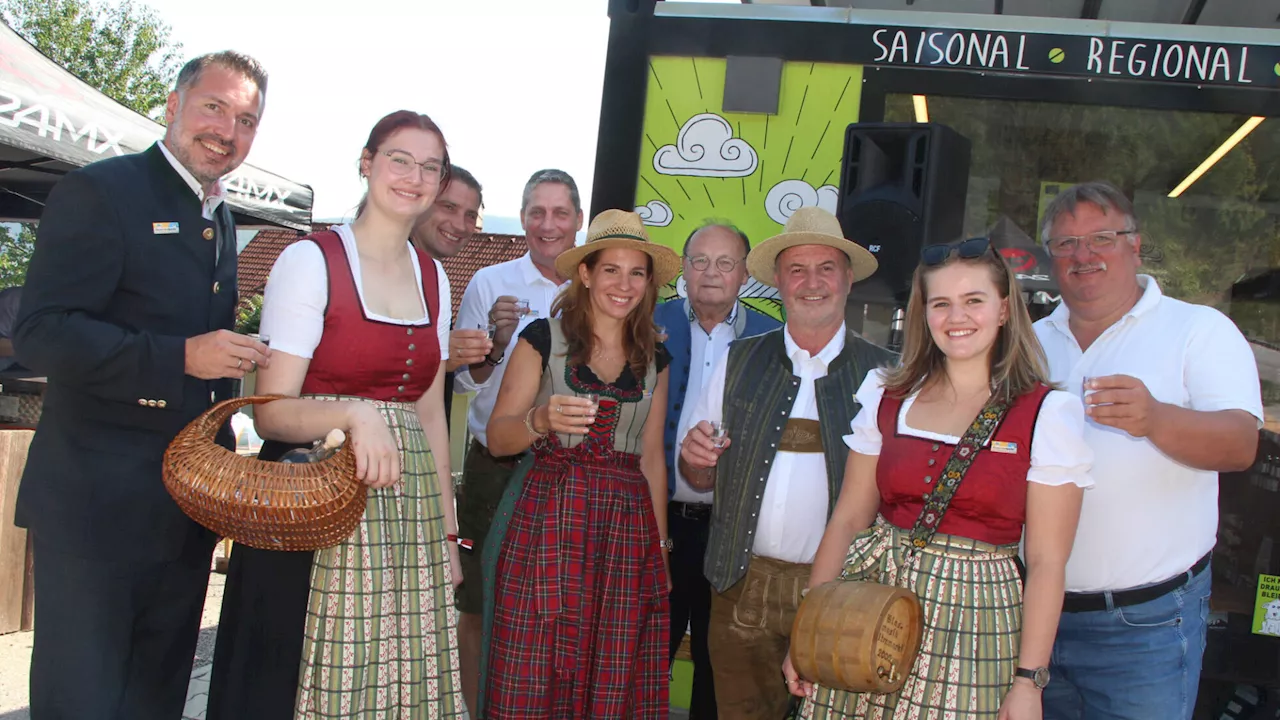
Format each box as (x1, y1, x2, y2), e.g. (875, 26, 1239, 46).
(555, 209, 682, 286)
(746, 206, 878, 288)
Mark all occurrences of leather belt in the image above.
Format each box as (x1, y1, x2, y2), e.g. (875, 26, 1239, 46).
(669, 500, 711, 521)
(778, 418, 823, 453)
(1062, 552, 1211, 613)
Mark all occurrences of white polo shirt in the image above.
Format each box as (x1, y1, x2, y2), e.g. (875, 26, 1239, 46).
(454, 253, 568, 448)
(1034, 275, 1263, 593)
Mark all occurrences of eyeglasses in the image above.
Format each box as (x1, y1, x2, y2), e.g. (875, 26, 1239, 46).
(921, 237, 993, 267)
(685, 255, 742, 273)
(382, 150, 444, 182)
(1044, 229, 1136, 258)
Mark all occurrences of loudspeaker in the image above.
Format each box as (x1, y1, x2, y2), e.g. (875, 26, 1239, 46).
(836, 123, 972, 305)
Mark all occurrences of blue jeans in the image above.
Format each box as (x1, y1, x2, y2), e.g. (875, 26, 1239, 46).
(1043, 564, 1211, 720)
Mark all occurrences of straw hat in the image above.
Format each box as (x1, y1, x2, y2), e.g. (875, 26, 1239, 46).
(745, 207, 878, 287)
(555, 209, 682, 286)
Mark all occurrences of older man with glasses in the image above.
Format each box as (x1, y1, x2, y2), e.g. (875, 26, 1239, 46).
(1033, 180, 1262, 720)
(655, 222, 779, 719)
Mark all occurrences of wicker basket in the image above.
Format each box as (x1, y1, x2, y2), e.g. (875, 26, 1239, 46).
(162, 394, 365, 552)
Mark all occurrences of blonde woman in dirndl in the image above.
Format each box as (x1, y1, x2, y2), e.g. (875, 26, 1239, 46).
(783, 237, 1092, 720)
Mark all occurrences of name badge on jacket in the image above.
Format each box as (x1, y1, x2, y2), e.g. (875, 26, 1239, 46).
(152, 222, 180, 235)
(991, 440, 1018, 454)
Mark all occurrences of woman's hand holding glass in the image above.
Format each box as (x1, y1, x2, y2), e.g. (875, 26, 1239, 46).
(544, 394, 597, 435)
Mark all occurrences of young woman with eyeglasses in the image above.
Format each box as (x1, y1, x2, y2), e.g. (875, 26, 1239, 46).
(782, 237, 1093, 720)
(207, 110, 466, 719)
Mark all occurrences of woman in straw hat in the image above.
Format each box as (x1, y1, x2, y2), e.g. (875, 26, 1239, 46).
(782, 237, 1092, 719)
(479, 209, 680, 718)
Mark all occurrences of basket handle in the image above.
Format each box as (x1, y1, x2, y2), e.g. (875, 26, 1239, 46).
(200, 394, 291, 433)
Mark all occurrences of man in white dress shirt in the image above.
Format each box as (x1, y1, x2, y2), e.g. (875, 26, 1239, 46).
(680, 208, 893, 720)
(655, 223, 780, 719)
(1034, 181, 1262, 720)
(451, 168, 582, 716)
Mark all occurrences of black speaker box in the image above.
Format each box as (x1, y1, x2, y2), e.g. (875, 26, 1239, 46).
(836, 122, 972, 305)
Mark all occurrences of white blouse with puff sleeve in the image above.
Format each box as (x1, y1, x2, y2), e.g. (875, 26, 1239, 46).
(259, 224, 451, 361)
(843, 368, 1094, 488)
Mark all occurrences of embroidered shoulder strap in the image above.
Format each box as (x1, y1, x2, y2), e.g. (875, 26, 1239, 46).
(908, 398, 1012, 549)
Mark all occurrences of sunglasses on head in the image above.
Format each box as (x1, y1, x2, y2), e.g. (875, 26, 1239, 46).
(920, 237, 993, 267)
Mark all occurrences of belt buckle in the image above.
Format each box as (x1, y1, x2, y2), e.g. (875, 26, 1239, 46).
(678, 502, 707, 519)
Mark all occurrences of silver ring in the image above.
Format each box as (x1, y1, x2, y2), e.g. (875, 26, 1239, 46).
(250, 359, 257, 371)
(554, 405, 562, 413)
(236, 358, 243, 369)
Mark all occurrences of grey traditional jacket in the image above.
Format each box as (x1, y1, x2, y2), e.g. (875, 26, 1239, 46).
(703, 327, 896, 593)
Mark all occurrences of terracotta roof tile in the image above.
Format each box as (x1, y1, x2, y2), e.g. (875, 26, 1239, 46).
(236, 223, 324, 299)
(441, 234, 527, 321)
(237, 227, 528, 325)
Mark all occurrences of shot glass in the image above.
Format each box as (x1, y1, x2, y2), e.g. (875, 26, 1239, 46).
(655, 324, 667, 340)
(710, 420, 728, 449)
(481, 322, 497, 340)
(515, 299, 532, 317)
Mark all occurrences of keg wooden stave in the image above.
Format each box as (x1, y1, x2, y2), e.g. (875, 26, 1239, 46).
(790, 580, 924, 694)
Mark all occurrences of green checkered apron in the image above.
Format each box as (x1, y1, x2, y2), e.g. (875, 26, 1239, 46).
(293, 396, 463, 719)
(800, 516, 1023, 719)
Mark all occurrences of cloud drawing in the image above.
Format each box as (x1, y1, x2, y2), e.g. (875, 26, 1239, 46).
(765, 179, 840, 226)
(635, 200, 673, 227)
(654, 113, 759, 178)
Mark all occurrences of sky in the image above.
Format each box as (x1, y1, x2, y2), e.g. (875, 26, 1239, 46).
(133, 0, 740, 227)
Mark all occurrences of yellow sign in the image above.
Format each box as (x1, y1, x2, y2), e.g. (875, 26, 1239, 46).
(1253, 573, 1280, 635)
(1036, 181, 1071, 228)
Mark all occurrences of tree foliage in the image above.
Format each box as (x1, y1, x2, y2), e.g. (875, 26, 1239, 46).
(0, 225, 36, 288)
(0, 0, 183, 119)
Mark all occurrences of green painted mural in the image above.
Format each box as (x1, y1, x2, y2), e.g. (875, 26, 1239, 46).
(632, 56, 863, 317)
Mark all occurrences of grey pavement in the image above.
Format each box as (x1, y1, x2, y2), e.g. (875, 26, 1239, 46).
(0, 540, 692, 719)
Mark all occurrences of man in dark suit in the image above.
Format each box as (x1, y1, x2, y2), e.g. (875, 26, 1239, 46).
(655, 222, 779, 719)
(14, 51, 271, 720)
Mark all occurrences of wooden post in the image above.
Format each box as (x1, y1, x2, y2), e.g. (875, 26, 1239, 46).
(0, 429, 35, 634)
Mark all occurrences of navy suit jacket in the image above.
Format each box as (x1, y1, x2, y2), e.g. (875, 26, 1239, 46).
(15, 143, 239, 561)
(655, 297, 780, 498)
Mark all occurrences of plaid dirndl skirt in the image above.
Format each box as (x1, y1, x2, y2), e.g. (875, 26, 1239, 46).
(800, 517, 1023, 720)
(484, 438, 669, 719)
(294, 396, 463, 719)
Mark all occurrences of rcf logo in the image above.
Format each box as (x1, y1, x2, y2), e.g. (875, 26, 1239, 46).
(999, 248, 1037, 273)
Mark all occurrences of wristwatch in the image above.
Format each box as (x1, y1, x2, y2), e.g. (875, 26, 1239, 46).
(1014, 666, 1050, 689)
(659, 538, 675, 551)
(484, 350, 505, 367)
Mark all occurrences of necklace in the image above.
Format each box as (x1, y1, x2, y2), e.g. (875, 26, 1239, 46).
(593, 348, 622, 362)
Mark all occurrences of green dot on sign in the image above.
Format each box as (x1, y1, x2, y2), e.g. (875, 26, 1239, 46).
(1049, 48, 1066, 64)
(1274, 62, 1280, 76)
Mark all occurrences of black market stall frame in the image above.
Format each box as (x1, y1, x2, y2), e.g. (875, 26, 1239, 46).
(591, 0, 1280, 710)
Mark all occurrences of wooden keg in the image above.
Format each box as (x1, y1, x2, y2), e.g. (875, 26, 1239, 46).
(790, 580, 924, 694)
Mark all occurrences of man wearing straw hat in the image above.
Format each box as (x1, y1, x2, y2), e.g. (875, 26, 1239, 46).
(681, 206, 895, 720)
